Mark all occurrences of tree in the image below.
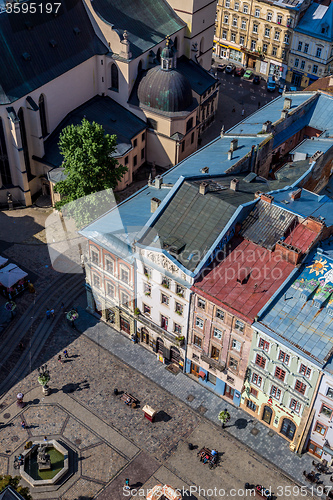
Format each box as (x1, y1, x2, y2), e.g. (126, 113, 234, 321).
(0, 475, 32, 500)
(54, 119, 127, 227)
(218, 410, 230, 428)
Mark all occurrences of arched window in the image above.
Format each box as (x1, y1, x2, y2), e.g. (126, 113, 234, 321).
(18, 108, 31, 179)
(156, 48, 161, 62)
(0, 118, 12, 186)
(262, 405, 272, 425)
(111, 63, 119, 91)
(174, 37, 178, 50)
(138, 60, 143, 74)
(39, 94, 48, 137)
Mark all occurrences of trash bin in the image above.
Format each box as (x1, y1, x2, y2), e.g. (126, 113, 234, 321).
(142, 405, 157, 422)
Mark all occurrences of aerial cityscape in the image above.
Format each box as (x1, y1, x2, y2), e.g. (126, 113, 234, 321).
(1, 0, 333, 499)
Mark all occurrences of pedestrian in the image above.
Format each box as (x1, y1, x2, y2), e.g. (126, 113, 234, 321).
(21, 420, 26, 430)
(63, 350, 69, 358)
(50, 308, 55, 318)
(60, 302, 64, 309)
(258, 101, 261, 109)
(46, 309, 50, 320)
(58, 355, 63, 364)
(124, 478, 130, 490)
(44, 436, 48, 442)
(232, 106, 236, 113)
(241, 108, 245, 117)
(18, 342, 24, 351)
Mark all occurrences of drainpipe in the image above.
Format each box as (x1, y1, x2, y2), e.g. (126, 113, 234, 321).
(183, 290, 194, 374)
(175, 141, 180, 165)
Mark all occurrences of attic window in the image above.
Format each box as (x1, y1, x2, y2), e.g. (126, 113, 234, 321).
(49, 40, 57, 48)
(22, 52, 31, 61)
(25, 21, 33, 30)
(73, 27, 81, 35)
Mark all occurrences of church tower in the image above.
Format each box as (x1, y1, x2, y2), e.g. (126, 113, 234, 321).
(166, 0, 216, 70)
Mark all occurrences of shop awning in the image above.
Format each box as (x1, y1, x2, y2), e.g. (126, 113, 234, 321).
(0, 264, 28, 288)
(199, 371, 206, 378)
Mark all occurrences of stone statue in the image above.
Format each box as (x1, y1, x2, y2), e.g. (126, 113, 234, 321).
(37, 443, 51, 470)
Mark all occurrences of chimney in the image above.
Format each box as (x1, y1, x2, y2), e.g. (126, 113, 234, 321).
(201, 166, 209, 173)
(260, 193, 274, 203)
(291, 188, 302, 200)
(310, 150, 323, 162)
(230, 139, 238, 151)
(199, 182, 209, 195)
(303, 216, 324, 234)
(275, 241, 302, 265)
(230, 178, 239, 191)
(154, 175, 163, 189)
(151, 197, 161, 213)
(281, 110, 289, 120)
(262, 121, 272, 133)
(283, 97, 292, 110)
(227, 150, 233, 160)
(254, 190, 263, 199)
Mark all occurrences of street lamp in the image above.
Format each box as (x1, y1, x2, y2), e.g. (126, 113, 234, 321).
(37, 365, 51, 396)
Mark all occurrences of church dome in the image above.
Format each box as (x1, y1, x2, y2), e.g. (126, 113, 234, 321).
(138, 66, 193, 113)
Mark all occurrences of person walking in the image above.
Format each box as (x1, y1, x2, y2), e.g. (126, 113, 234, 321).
(46, 309, 51, 320)
(44, 436, 48, 442)
(60, 302, 65, 309)
(63, 350, 69, 359)
(232, 106, 236, 113)
(50, 308, 55, 318)
(21, 420, 26, 430)
(58, 355, 63, 364)
(241, 108, 245, 117)
(124, 478, 130, 490)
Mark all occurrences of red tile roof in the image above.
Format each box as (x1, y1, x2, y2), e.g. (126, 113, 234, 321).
(284, 223, 318, 253)
(192, 238, 295, 323)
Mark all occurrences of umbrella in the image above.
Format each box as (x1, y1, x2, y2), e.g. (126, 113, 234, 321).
(66, 310, 79, 321)
(5, 301, 16, 311)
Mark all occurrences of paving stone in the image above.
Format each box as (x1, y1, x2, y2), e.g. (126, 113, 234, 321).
(61, 477, 101, 500)
(81, 442, 127, 483)
(63, 417, 101, 449)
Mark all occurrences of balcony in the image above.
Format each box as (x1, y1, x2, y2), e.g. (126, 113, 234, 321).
(201, 352, 226, 372)
(139, 314, 176, 344)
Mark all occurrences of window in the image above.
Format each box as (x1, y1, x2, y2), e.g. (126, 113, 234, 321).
(142, 132, 145, 142)
(316, 47, 322, 58)
(267, 12, 272, 21)
(299, 364, 311, 378)
(93, 275, 100, 288)
(253, 23, 258, 34)
(234, 1, 239, 10)
(216, 310, 224, 322)
(191, 132, 194, 144)
(326, 387, 333, 399)
(162, 277, 170, 289)
(107, 283, 114, 298)
(304, 43, 309, 53)
(197, 298, 206, 309)
(196, 317, 204, 329)
(121, 268, 129, 284)
(147, 118, 157, 130)
(207, 372, 216, 385)
(274, 30, 280, 41)
(121, 292, 129, 308)
(225, 0, 230, 6)
(294, 58, 299, 68)
(277, 14, 282, 24)
(161, 315, 168, 330)
(255, 354, 266, 368)
(143, 266, 151, 278)
(213, 328, 223, 340)
(247, 400, 257, 411)
(222, 30, 227, 40)
(295, 380, 306, 395)
(91, 251, 99, 264)
(161, 293, 169, 306)
(133, 155, 137, 167)
(111, 63, 119, 91)
(106, 259, 113, 273)
(287, 18, 292, 27)
(255, 8, 260, 17)
(240, 35, 245, 45)
(265, 27, 270, 37)
(252, 373, 262, 387)
(143, 303, 151, 315)
(39, 94, 48, 137)
(125, 156, 129, 165)
(211, 345, 220, 360)
(0, 118, 11, 186)
(176, 284, 184, 297)
(320, 404, 333, 418)
(275, 366, 286, 381)
(174, 323, 182, 335)
(315, 422, 327, 436)
(282, 49, 286, 59)
(175, 302, 183, 315)
(272, 46, 277, 56)
(241, 19, 246, 30)
(232, 339, 242, 352)
(263, 43, 268, 53)
(18, 107, 31, 179)
(278, 351, 290, 365)
(270, 385, 281, 400)
(284, 33, 289, 44)
(313, 65, 318, 74)
(298, 41, 302, 51)
(235, 319, 244, 332)
(250, 387, 258, 397)
(259, 338, 269, 352)
(229, 356, 238, 371)
(243, 4, 248, 13)
(232, 17, 238, 27)
(186, 117, 193, 132)
(133, 138, 137, 148)
(300, 60, 305, 70)
(141, 148, 145, 160)
(231, 32, 236, 42)
(224, 14, 229, 24)
(144, 283, 151, 296)
(193, 335, 202, 348)
(290, 398, 301, 413)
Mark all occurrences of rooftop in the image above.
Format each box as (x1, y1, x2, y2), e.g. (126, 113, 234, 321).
(290, 137, 333, 159)
(294, 2, 333, 41)
(273, 188, 333, 226)
(192, 237, 296, 323)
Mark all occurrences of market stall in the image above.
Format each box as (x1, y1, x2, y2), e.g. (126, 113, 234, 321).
(0, 264, 28, 298)
(0, 256, 8, 269)
(146, 485, 181, 500)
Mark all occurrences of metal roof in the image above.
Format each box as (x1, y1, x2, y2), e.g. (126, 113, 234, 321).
(294, 2, 333, 42)
(0, 0, 107, 104)
(290, 138, 333, 158)
(273, 188, 333, 226)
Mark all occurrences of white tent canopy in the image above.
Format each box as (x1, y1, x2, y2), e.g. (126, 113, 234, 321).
(0, 256, 8, 269)
(0, 263, 28, 288)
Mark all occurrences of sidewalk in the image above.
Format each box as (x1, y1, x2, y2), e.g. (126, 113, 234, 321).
(75, 306, 323, 490)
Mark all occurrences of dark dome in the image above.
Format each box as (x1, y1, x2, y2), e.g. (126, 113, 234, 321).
(138, 67, 193, 113)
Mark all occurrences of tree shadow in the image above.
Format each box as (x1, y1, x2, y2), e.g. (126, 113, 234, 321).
(234, 418, 249, 429)
(62, 380, 90, 393)
(154, 410, 171, 423)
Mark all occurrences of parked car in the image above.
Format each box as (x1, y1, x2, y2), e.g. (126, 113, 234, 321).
(243, 70, 253, 80)
(289, 86, 297, 91)
(266, 76, 276, 91)
(217, 63, 226, 72)
(253, 75, 260, 85)
(278, 84, 284, 93)
(225, 64, 235, 74)
(234, 67, 245, 77)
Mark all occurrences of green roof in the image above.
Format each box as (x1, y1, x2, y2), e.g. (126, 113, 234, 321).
(91, 0, 185, 59)
(0, 0, 107, 104)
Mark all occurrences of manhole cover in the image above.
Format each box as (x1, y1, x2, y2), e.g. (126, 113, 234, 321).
(11, 436, 19, 442)
(250, 427, 260, 436)
(74, 438, 82, 445)
(3, 413, 10, 419)
(187, 395, 195, 402)
(198, 405, 207, 415)
(268, 430, 275, 437)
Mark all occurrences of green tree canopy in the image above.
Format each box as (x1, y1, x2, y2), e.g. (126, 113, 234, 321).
(0, 475, 32, 500)
(54, 119, 127, 227)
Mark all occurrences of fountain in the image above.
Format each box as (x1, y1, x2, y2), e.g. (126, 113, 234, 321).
(20, 439, 68, 486)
